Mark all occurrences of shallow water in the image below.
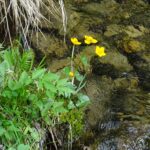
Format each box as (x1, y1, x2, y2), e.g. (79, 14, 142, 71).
(93, 91, 150, 150)
(67, 0, 150, 149)
(30, 0, 150, 149)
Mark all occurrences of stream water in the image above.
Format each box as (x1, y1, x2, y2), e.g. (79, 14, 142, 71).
(72, 75, 150, 150)
(65, 0, 150, 149)
(30, 0, 150, 149)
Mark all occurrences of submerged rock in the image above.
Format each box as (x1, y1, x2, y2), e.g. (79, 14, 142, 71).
(91, 50, 133, 78)
(30, 31, 68, 60)
(85, 75, 114, 128)
(123, 39, 145, 53)
(127, 51, 150, 90)
(124, 25, 148, 38)
(104, 24, 124, 37)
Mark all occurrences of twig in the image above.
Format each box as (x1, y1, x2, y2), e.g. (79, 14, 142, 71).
(49, 127, 58, 150)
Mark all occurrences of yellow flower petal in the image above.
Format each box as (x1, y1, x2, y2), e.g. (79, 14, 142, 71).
(84, 39, 91, 45)
(95, 46, 106, 57)
(91, 39, 98, 44)
(84, 35, 98, 44)
(71, 37, 81, 45)
(69, 71, 74, 77)
(84, 35, 89, 39)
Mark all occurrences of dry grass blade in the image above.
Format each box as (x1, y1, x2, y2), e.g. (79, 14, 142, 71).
(0, 0, 67, 45)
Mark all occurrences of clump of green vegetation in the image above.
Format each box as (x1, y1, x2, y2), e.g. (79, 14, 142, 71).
(0, 46, 89, 149)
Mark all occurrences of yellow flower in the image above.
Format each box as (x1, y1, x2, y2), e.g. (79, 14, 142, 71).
(71, 38, 81, 45)
(95, 46, 106, 57)
(69, 71, 74, 77)
(84, 35, 98, 44)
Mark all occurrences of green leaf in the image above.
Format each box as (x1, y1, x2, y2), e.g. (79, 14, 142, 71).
(4, 131, 13, 141)
(32, 68, 46, 80)
(17, 144, 30, 150)
(20, 51, 34, 71)
(28, 94, 38, 102)
(75, 71, 84, 82)
(57, 80, 75, 97)
(57, 86, 75, 97)
(56, 79, 75, 97)
(7, 125, 20, 132)
(8, 148, 16, 150)
(0, 127, 6, 136)
(63, 66, 70, 75)
(23, 126, 32, 135)
(0, 61, 8, 76)
(46, 90, 55, 99)
(68, 101, 76, 109)
(80, 55, 88, 66)
(43, 72, 59, 82)
(52, 101, 68, 114)
(41, 102, 53, 117)
(2, 90, 12, 98)
(8, 79, 22, 90)
(43, 82, 57, 93)
(30, 129, 40, 141)
(12, 91, 18, 97)
(77, 94, 90, 108)
(36, 101, 44, 110)
(56, 78, 68, 87)
(19, 71, 32, 86)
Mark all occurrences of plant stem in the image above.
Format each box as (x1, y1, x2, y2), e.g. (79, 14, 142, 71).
(71, 45, 75, 84)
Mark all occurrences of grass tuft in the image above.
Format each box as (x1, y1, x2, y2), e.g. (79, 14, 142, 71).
(0, 0, 67, 45)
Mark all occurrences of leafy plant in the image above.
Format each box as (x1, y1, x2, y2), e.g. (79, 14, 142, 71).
(0, 47, 89, 149)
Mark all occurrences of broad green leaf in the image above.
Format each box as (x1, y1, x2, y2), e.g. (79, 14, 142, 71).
(0, 61, 9, 76)
(0, 127, 6, 136)
(63, 66, 70, 75)
(36, 101, 44, 110)
(8, 148, 16, 150)
(80, 55, 88, 66)
(56, 78, 68, 87)
(7, 125, 20, 132)
(43, 82, 57, 93)
(52, 101, 68, 114)
(46, 90, 55, 99)
(76, 94, 90, 108)
(12, 91, 18, 97)
(57, 81, 75, 97)
(32, 68, 46, 80)
(41, 102, 53, 117)
(68, 101, 76, 109)
(17, 144, 30, 150)
(57, 86, 75, 97)
(19, 71, 32, 86)
(4, 131, 13, 141)
(28, 94, 38, 102)
(43, 72, 59, 82)
(1, 90, 12, 98)
(75, 71, 84, 82)
(8, 79, 22, 90)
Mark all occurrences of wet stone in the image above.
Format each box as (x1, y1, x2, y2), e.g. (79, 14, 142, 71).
(91, 50, 133, 79)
